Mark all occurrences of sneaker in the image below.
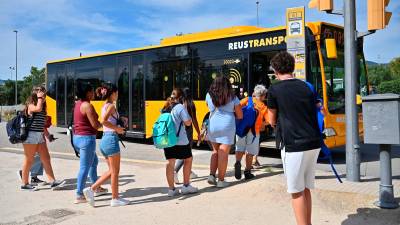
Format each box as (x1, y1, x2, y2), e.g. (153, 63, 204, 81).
(234, 161, 242, 180)
(20, 184, 37, 191)
(83, 187, 95, 207)
(181, 184, 198, 195)
(167, 188, 179, 197)
(190, 171, 198, 179)
(217, 180, 229, 188)
(50, 180, 66, 190)
(17, 170, 22, 182)
(74, 196, 87, 204)
(94, 187, 108, 197)
(110, 198, 130, 207)
(207, 174, 217, 185)
(174, 172, 180, 184)
(244, 170, 255, 180)
(31, 177, 46, 186)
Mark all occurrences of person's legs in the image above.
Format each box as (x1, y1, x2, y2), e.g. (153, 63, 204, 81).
(166, 158, 176, 190)
(182, 157, 193, 185)
(75, 136, 97, 197)
(210, 142, 219, 176)
(22, 144, 38, 185)
(91, 157, 111, 191)
(304, 188, 312, 225)
(37, 143, 56, 182)
(30, 153, 43, 178)
(175, 159, 184, 173)
(291, 191, 308, 225)
(245, 153, 254, 171)
(217, 144, 231, 181)
(109, 154, 121, 199)
(88, 153, 99, 184)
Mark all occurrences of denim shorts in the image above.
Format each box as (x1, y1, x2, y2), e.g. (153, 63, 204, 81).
(100, 132, 120, 157)
(24, 131, 45, 144)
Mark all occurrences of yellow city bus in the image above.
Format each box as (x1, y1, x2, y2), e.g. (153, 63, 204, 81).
(45, 21, 368, 149)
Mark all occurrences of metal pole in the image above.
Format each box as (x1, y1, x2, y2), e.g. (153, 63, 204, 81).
(374, 144, 399, 209)
(14, 30, 18, 106)
(344, 0, 360, 182)
(256, 1, 259, 27)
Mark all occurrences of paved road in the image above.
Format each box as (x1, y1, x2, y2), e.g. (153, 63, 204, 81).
(1, 122, 399, 179)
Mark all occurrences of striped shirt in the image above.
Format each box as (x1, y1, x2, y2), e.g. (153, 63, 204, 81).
(28, 109, 47, 132)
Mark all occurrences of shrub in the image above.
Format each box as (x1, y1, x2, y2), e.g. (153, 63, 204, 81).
(378, 79, 400, 94)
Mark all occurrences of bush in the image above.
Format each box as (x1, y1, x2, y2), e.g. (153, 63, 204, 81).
(378, 79, 400, 94)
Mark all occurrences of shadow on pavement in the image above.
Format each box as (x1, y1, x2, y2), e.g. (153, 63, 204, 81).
(48, 175, 135, 191)
(341, 204, 400, 225)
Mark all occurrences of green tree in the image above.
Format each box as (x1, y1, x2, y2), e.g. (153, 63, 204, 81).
(389, 57, 400, 80)
(19, 67, 45, 103)
(367, 64, 392, 86)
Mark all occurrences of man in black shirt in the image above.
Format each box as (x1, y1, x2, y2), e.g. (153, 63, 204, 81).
(267, 52, 321, 225)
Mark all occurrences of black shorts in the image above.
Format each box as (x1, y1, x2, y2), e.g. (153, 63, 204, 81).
(164, 144, 192, 160)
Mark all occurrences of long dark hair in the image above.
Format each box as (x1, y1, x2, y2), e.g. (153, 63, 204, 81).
(208, 76, 235, 107)
(182, 88, 196, 118)
(162, 88, 183, 112)
(102, 83, 118, 101)
(76, 81, 93, 101)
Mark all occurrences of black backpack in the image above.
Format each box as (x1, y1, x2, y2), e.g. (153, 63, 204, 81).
(6, 111, 30, 144)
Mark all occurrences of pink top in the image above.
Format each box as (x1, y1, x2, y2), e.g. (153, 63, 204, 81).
(101, 102, 119, 132)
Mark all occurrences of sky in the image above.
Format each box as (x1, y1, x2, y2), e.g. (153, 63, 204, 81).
(0, 0, 399, 80)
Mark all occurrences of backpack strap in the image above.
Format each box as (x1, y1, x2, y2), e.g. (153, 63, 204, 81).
(304, 81, 342, 183)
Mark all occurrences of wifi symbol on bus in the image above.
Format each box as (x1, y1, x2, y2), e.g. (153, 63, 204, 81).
(229, 68, 242, 84)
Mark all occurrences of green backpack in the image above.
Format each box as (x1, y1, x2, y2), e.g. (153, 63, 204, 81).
(152, 106, 183, 149)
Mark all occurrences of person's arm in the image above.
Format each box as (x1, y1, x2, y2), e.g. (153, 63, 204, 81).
(234, 97, 243, 119)
(83, 103, 102, 130)
(179, 105, 192, 126)
(101, 104, 125, 134)
(189, 105, 201, 136)
(268, 109, 277, 128)
(28, 91, 45, 113)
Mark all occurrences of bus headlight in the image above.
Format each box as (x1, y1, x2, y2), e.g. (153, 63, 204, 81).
(323, 128, 337, 137)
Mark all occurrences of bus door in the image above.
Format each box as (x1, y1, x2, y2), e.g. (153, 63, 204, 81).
(117, 55, 145, 138)
(56, 64, 66, 127)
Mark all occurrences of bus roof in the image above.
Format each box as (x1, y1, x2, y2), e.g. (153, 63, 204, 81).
(47, 21, 342, 64)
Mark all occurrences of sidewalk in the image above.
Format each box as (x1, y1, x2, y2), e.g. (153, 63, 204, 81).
(0, 151, 399, 225)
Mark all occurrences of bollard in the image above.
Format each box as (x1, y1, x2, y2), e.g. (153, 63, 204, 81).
(374, 144, 399, 209)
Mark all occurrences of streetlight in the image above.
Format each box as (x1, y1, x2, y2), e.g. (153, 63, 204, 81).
(256, 1, 260, 27)
(13, 30, 18, 106)
(9, 66, 15, 80)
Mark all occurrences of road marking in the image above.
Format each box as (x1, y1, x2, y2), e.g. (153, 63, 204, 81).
(0, 147, 210, 169)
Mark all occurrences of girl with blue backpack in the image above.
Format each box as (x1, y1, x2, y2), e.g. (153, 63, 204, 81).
(161, 88, 198, 197)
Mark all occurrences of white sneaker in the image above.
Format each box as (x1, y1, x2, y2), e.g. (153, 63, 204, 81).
(217, 180, 229, 188)
(181, 184, 198, 195)
(174, 172, 180, 184)
(110, 198, 129, 207)
(207, 175, 217, 185)
(83, 187, 95, 207)
(167, 188, 180, 197)
(190, 171, 198, 179)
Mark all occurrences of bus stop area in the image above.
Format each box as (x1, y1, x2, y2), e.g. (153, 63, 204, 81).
(0, 123, 399, 225)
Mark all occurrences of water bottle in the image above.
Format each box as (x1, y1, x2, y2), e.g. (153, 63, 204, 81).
(20, 116, 26, 137)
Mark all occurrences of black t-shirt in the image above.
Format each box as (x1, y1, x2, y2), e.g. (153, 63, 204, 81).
(267, 79, 321, 152)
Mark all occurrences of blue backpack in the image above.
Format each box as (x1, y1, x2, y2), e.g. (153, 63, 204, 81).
(236, 97, 258, 143)
(304, 81, 343, 183)
(6, 111, 30, 144)
(152, 105, 183, 149)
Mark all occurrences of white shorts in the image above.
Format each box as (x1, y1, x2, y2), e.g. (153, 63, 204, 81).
(235, 133, 260, 156)
(281, 148, 320, 194)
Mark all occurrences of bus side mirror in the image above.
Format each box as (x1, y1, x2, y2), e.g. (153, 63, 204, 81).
(325, 39, 337, 59)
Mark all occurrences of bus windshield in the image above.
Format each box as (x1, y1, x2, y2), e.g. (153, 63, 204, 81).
(323, 49, 368, 114)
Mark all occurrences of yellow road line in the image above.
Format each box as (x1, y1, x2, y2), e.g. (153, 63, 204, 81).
(0, 147, 211, 169)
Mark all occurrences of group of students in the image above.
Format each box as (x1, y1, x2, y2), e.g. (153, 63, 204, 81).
(17, 51, 321, 225)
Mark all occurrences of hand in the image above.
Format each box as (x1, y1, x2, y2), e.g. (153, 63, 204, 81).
(116, 127, 125, 135)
